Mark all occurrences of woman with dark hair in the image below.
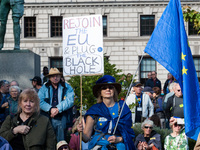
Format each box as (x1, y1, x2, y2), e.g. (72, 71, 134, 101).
(77, 75, 135, 150)
(0, 88, 56, 150)
(152, 87, 165, 129)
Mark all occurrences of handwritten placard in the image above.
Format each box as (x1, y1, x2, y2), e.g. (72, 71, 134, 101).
(63, 15, 104, 76)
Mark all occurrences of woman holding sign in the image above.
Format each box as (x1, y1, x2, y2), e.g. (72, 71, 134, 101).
(77, 75, 135, 150)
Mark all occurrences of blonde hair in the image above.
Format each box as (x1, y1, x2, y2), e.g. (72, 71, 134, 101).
(18, 88, 40, 114)
(96, 87, 118, 103)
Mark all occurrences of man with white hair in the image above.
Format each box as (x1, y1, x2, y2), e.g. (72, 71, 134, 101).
(163, 82, 175, 110)
(165, 83, 184, 120)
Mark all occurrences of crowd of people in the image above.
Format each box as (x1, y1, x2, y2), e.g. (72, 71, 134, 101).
(0, 69, 200, 150)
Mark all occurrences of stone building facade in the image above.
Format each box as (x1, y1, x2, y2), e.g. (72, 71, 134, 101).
(2, 0, 200, 88)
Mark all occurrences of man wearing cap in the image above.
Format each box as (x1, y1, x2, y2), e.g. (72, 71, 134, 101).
(38, 68, 74, 142)
(126, 82, 154, 124)
(30, 76, 42, 93)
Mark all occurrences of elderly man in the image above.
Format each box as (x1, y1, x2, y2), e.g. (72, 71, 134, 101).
(145, 71, 161, 90)
(126, 82, 154, 124)
(165, 83, 184, 120)
(38, 68, 74, 142)
(0, 0, 24, 50)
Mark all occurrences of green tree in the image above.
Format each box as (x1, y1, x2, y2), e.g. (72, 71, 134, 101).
(68, 56, 126, 110)
(183, 6, 200, 34)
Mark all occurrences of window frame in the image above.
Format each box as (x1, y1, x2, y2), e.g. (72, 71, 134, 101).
(50, 16, 63, 37)
(140, 15, 155, 36)
(24, 17, 36, 38)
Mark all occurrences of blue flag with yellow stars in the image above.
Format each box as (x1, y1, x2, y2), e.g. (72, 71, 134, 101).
(144, 0, 200, 140)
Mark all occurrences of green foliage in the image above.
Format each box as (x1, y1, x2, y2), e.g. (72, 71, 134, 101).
(67, 56, 123, 110)
(183, 6, 200, 34)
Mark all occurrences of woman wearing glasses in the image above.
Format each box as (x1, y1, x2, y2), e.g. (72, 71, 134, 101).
(77, 75, 135, 150)
(164, 117, 188, 150)
(135, 119, 162, 150)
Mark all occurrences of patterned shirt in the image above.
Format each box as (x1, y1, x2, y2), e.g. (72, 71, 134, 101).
(164, 130, 188, 150)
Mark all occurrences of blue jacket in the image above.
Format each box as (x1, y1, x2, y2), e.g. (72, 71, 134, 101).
(38, 81, 74, 113)
(85, 100, 136, 150)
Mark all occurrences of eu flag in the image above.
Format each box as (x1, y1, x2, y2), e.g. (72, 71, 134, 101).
(144, 0, 200, 140)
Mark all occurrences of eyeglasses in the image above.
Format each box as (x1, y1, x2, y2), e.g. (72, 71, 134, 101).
(101, 85, 114, 90)
(177, 89, 181, 92)
(58, 145, 69, 150)
(144, 126, 153, 129)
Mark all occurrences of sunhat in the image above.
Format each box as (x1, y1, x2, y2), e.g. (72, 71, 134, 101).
(56, 140, 68, 150)
(46, 68, 62, 77)
(93, 75, 121, 98)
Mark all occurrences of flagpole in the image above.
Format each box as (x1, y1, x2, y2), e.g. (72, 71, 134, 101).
(113, 52, 145, 135)
(79, 75, 82, 150)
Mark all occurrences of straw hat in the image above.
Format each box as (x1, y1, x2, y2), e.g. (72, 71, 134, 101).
(56, 140, 68, 150)
(46, 68, 62, 77)
(93, 75, 121, 98)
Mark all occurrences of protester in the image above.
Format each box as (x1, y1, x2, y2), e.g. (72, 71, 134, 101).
(143, 86, 154, 100)
(30, 76, 42, 93)
(163, 73, 175, 95)
(165, 83, 184, 120)
(126, 82, 154, 124)
(0, 80, 9, 126)
(77, 75, 135, 150)
(10, 80, 19, 87)
(41, 66, 49, 84)
(0, 80, 10, 99)
(57, 141, 71, 150)
(135, 119, 162, 150)
(164, 117, 188, 149)
(7, 86, 20, 117)
(145, 71, 161, 90)
(69, 116, 88, 150)
(163, 82, 175, 110)
(152, 87, 165, 129)
(0, 88, 56, 150)
(38, 67, 74, 142)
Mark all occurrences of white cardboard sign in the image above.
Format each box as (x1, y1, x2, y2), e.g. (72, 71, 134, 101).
(63, 15, 104, 76)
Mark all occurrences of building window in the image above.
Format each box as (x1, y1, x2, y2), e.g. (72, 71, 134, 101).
(140, 15, 155, 36)
(24, 17, 36, 37)
(188, 21, 199, 35)
(50, 57, 63, 72)
(140, 57, 156, 85)
(103, 16, 107, 36)
(194, 57, 200, 82)
(51, 16, 63, 37)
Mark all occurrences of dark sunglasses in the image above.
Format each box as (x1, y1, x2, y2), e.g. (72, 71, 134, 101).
(177, 90, 181, 92)
(174, 123, 182, 127)
(58, 145, 69, 150)
(144, 126, 153, 129)
(101, 85, 114, 90)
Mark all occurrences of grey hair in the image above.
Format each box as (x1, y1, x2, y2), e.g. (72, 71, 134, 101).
(9, 86, 21, 93)
(10, 80, 19, 86)
(141, 119, 154, 129)
(169, 82, 175, 90)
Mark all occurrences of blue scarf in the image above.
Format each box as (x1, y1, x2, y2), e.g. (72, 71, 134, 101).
(85, 100, 136, 150)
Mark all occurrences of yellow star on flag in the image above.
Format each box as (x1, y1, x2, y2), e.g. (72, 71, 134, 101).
(112, 113, 115, 115)
(182, 52, 186, 61)
(100, 123, 102, 126)
(182, 66, 188, 75)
